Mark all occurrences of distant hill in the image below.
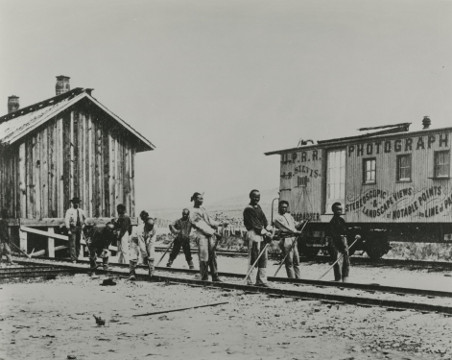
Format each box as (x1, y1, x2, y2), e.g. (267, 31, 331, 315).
(150, 187, 280, 222)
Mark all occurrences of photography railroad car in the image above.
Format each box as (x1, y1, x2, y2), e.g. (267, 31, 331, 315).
(265, 119, 452, 259)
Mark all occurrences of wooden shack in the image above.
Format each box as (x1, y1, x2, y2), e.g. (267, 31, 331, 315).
(0, 76, 155, 255)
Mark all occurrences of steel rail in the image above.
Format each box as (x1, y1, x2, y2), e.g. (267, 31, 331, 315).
(10, 259, 452, 315)
(13, 257, 452, 299)
(152, 247, 452, 269)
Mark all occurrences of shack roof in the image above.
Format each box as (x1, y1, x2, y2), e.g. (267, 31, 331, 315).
(265, 122, 452, 156)
(0, 88, 155, 152)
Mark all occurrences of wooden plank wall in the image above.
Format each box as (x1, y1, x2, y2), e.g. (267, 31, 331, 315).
(0, 102, 138, 220)
(344, 130, 452, 223)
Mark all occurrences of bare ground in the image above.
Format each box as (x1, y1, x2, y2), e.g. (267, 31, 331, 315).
(1, 268, 451, 360)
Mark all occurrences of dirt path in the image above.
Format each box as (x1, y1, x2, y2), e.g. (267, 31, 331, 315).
(1, 274, 451, 360)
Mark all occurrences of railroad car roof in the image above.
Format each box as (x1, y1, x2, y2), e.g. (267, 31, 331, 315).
(265, 123, 452, 155)
(0, 88, 155, 152)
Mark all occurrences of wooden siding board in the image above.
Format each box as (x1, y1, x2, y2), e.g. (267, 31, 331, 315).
(41, 127, 49, 218)
(63, 113, 71, 213)
(19, 143, 26, 218)
(103, 122, 110, 217)
(56, 117, 64, 217)
(73, 110, 80, 200)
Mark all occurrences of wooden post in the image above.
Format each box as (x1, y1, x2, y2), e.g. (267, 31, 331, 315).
(19, 228, 27, 252)
(47, 227, 55, 257)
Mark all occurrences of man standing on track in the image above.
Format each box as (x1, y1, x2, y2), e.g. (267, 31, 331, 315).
(273, 200, 304, 279)
(328, 202, 351, 282)
(115, 204, 131, 264)
(64, 197, 86, 263)
(243, 189, 273, 287)
(129, 214, 157, 280)
(167, 208, 194, 269)
(190, 192, 227, 282)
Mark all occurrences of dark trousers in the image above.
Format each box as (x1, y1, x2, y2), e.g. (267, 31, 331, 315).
(250, 241, 268, 269)
(169, 237, 192, 263)
(332, 236, 350, 281)
(68, 230, 81, 262)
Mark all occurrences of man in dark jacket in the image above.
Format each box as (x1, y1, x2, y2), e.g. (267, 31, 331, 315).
(328, 202, 350, 282)
(84, 220, 116, 276)
(167, 208, 194, 269)
(243, 189, 273, 287)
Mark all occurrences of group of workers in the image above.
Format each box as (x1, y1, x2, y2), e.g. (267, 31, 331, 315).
(0, 190, 355, 284)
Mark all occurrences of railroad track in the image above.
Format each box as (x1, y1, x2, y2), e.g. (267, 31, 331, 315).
(9, 257, 452, 316)
(0, 264, 82, 283)
(152, 247, 452, 270)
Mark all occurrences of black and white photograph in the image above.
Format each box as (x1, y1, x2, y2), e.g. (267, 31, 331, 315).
(0, 1, 451, 359)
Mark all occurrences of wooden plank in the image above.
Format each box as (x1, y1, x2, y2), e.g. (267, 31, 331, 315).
(47, 227, 55, 257)
(63, 113, 71, 213)
(73, 110, 80, 201)
(56, 117, 64, 217)
(103, 125, 110, 217)
(31, 245, 67, 258)
(131, 147, 136, 217)
(47, 120, 55, 217)
(109, 134, 116, 216)
(41, 127, 48, 218)
(87, 113, 93, 216)
(19, 228, 27, 252)
(31, 135, 39, 218)
(69, 110, 75, 199)
(21, 225, 69, 241)
(26, 139, 33, 218)
(79, 112, 86, 212)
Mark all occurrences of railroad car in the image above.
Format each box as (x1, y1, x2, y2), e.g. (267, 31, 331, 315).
(265, 118, 452, 259)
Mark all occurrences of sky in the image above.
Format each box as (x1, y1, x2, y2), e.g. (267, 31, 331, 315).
(1, 0, 451, 212)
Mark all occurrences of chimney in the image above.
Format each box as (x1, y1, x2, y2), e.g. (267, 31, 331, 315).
(422, 116, 431, 129)
(55, 75, 70, 95)
(7, 95, 20, 113)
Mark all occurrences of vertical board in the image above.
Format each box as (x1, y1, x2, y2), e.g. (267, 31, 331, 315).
(41, 127, 48, 218)
(19, 143, 26, 218)
(63, 112, 71, 212)
(103, 123, 110, 217)
(56, 117, 64, 217)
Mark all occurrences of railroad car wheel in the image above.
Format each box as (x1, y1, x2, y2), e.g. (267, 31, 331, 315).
(365, 234, 389, 260)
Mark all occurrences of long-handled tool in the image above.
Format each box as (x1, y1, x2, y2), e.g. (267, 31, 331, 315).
(244, 242, 269, 283)
(273, 219, 311, 277)
(156, 236, 176, 266)
(10, 241, 31, 259)
(317, 235, 361, 280)
(133, 301, 229, 317)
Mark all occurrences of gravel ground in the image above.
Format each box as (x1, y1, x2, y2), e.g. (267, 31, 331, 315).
(1, 274, 451, 360)
(1, 254, 452, 360)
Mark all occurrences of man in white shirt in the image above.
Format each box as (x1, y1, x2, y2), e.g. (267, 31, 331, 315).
(64, 197, 86, 263)
(273, 200, 304, 279)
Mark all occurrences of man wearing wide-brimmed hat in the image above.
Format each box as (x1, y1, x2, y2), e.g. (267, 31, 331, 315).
(64, 197, 86, 263)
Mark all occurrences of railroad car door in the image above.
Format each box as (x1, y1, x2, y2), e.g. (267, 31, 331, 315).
(325, 148, 346, 214)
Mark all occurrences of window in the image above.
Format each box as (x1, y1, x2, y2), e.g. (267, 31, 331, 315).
(434, 151, 450, 178)
(363, 158, 376, 184)
(397, 154, 411, 182)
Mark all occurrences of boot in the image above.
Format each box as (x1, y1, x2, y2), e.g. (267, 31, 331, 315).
(246, 265, 256, 285)
(188, 260, 195, 270)
(166, 259, 173, 268)
(199, 261, 208, 280)
(256, 268, 270, 287)
(128, 260, 137, 281)
(209, 257, 221, 282)
(148, 259, 155, 278)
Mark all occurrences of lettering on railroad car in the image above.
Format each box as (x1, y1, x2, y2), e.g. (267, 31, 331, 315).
(347, 133, 449, 157)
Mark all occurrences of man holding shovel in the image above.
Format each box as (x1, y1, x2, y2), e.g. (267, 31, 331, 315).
(327, 202, 356, 282)
(273, 200, 305, 279)
(167, 208, 194, 269)
(243, 189, 273, 287)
